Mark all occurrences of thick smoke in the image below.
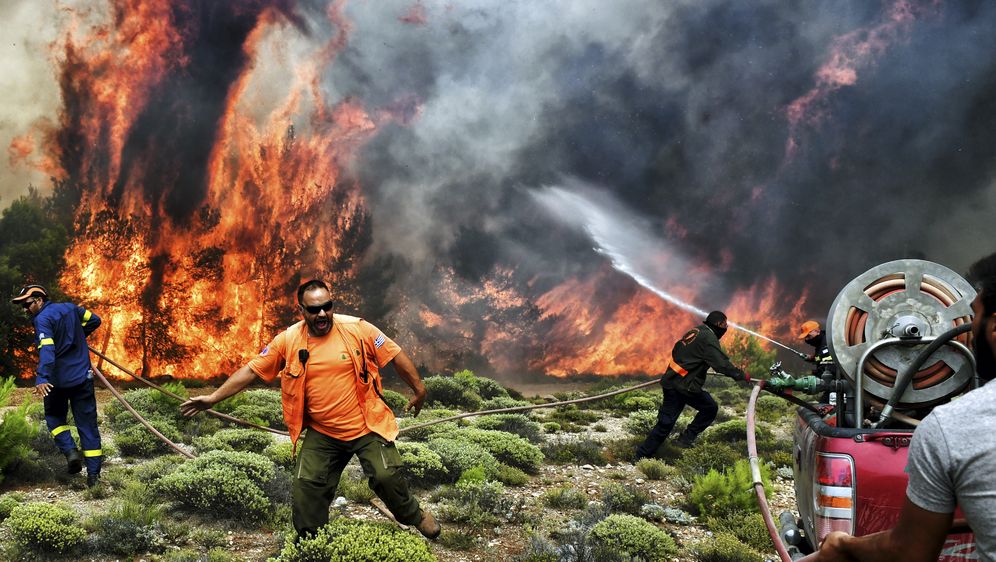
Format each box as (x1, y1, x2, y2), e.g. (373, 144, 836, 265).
(323, 0, 996, 324)
(8, 0, 996, 377)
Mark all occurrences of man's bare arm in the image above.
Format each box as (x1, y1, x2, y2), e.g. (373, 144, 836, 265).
(816, 497, 952, 562)
(389, 350, 427, 417)
(180, 364, 258, 416)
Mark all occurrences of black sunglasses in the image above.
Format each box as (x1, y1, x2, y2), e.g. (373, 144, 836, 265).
(303, 300, 334, 315)
(20, 298, 36, 310)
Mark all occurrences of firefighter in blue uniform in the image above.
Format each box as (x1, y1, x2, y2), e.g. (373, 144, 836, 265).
(635, 311, 748, 460)
(13, 284, 103, 486)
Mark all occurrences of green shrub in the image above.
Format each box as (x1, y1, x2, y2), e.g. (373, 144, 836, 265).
(380, 389, 409, 414)
(702, 419, 772, 446)
(601, 482, 650, 515)
(397, 408, 465, 441)
(454, 370, 510, 400)
(397, 441, 449, 486)
(706, 511, 772, 552)
(423, 375, 483, 410)
(135, 454, 184, 484)
(542, 486, 588, 510)
(0, 377, 39, 485)
(602, 435, 644, 464)
(434, 479, 523, 526)
(635, 458, 672, 480)
(694, 531, 765, 562)
(542, 422, 561, 433)
(623, 409, 657, 437)
(193, 427, 275, 454)
(473, 414, 544, 443)
(264, 441, 295, 469)
(154, 450, 277, 523)
(271, 517, 438, 561)
(437, 529, 478, 550)
(5, 502, 86, 554)
(338, 473, 375, 503)
(114, 420, 184, 457)
(0, 492, 25, 521)
(755, 394, 795, 422)
(675, 441, 742, 476)
(689, 459, 769, 518)
(190, 527, 229, 549)
(541, 438, 607, 466)
(213, 388, 285, 429)
(481, 396, 532, 410)
(86, 489, 166, 556)
(426, 437, 498, 481)
(547, 405, 600, 426)
(495, 463, 530, 486)
(589, 513, 677, 561)
(106, 386, 187, 431)
(432, 427, 544, 473)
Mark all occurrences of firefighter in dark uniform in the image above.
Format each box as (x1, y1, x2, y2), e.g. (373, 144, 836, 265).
(635, 311, 748, 460)
(13, 285, 104, 486)
(798, 320, 834, 376)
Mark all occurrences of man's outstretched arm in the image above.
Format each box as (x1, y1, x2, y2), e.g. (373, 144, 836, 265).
(815, 496, 952, 562)
(388, 350, 427, 417)
(180, 364, 258, 416)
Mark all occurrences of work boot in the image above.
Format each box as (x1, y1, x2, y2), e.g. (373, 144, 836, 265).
(86, 472, 101, 488)
(415, 510, 441, 540)
(674, 432, 696, 449)
(65, 449, 83, 474)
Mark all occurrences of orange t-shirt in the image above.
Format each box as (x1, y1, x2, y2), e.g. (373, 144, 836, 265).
(248, 319, 401, 441)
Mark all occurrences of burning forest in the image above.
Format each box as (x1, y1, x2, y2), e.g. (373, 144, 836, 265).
(5, 0, 996, 382)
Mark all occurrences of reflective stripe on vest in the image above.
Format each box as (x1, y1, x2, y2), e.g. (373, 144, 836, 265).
(81, 309, 92, 326)
(669, 359, 689, 376)
(39, 338, 55, 347)
(51, 425, 72, 437)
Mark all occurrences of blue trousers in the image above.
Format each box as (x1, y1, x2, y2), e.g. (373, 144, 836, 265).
(636, 388, 718, 458)
(44, 376, 102, 475)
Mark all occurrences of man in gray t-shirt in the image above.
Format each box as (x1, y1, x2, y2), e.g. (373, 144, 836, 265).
(817, 252, 996, 562)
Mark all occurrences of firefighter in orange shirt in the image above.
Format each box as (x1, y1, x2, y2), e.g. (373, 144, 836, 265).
(181, 279, 440, 539)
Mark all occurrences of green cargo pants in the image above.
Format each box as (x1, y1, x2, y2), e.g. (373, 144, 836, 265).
(292, 429, 422, 536)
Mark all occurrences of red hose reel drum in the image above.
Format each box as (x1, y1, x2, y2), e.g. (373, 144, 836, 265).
(826, 259, 976, 407)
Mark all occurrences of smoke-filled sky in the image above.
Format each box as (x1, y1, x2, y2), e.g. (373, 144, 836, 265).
(4, 0, 996, 375)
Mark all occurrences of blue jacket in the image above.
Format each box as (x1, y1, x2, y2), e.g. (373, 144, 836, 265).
(32, 301, 101, 387)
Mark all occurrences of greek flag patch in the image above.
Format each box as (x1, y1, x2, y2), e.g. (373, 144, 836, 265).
(374, 334, 385, 349)
(260, 346, 269, 356)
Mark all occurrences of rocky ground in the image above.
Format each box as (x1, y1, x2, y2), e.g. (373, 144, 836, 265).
(1, 384, 801, 562)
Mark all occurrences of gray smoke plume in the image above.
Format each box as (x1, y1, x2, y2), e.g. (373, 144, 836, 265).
(327, 0, 996, 326)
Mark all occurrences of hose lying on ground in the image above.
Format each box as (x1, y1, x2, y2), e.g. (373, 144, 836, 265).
(89, 346, 289, 437)
(398, 379, 662, 434)
(92, 366, 194, 459)
(746, 381, 794, 562)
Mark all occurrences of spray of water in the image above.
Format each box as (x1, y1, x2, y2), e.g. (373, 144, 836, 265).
(534, 184, 808, 358)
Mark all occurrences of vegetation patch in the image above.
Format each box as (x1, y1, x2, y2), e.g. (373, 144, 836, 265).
(4, 501, 86, 555)
(154, 450, 279, 523)
(689, 459, 770, 518)
(589, 513, 678, 561)
(693, 531, 765, 562)
(271, 517, 438, 562)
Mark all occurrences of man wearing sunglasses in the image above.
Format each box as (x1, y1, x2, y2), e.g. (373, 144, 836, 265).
(12, 284, 104, 486)
(180, 279, 439, 540)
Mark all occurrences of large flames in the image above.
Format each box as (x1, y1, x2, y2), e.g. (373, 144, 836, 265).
(15, 1, 808, 380)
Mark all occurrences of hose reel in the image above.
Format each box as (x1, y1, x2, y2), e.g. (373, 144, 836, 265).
(826, 259, 976, 409)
